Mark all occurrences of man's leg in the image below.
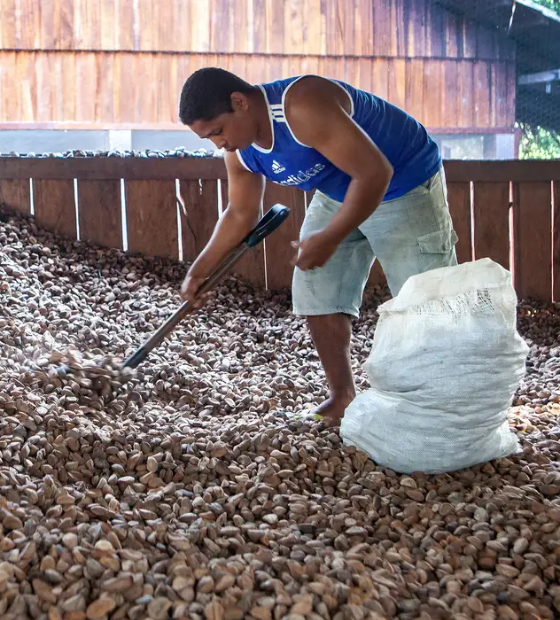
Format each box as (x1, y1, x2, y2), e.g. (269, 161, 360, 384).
(292, 190, 374, 423)
(306, 313, 356, 422)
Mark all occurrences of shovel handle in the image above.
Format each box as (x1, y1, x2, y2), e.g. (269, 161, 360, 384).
(122, 204, 291, 369)
(244, 204, 291, 248)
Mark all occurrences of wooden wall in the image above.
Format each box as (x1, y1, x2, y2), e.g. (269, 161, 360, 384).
(0, 0, 517, 130)
(0, 0, 516, 58)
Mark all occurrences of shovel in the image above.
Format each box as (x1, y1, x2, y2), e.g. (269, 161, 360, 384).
(121, 203, 291, 370)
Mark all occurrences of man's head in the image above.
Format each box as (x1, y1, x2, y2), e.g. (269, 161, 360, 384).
(179, 68, 259, 152)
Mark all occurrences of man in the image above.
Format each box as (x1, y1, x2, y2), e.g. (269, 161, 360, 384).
(179, 67, 458, 426)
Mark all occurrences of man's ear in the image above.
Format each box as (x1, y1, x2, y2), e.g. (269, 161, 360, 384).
(231, 92, 249, 112)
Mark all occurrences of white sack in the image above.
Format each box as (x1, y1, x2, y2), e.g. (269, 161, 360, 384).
(340, 258, 529, 474)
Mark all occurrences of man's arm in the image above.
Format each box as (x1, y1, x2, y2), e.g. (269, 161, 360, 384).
(285, 77, 394, 269)
(181, 151, 265, 301)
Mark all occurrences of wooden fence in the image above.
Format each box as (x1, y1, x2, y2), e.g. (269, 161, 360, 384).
(0, 157, 559, 302)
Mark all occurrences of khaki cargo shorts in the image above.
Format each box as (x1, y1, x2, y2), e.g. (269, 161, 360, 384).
(292, 167, 459, 318)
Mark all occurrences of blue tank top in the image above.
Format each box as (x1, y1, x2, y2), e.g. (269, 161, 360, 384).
(237, 76, 441, 202)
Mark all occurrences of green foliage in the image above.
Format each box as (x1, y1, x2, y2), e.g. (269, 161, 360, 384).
(515, 1, 560, 158)
(516, 122, 560, 159)
(530, 0, 560, 16)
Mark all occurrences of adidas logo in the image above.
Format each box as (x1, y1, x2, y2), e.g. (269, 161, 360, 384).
(271, 160, 286, 174)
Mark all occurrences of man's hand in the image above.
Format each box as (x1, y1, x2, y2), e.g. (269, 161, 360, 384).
(180, 269, 211, 309)
(291, 231, 340, 270)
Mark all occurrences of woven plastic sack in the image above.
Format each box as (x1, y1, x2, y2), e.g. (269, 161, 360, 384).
(340, 258, 529, 474)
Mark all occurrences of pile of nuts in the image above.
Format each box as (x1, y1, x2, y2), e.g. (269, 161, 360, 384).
(0, 148, 219, 159)
(1, 205, 560, 620)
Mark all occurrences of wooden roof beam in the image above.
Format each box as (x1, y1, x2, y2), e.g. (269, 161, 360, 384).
(518, 69, 560, 85)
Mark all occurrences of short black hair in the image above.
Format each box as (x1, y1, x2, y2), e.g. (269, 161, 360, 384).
(179, 68, 254, 125)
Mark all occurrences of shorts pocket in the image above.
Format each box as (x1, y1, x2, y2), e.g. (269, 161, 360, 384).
(418, 228, 459, 254)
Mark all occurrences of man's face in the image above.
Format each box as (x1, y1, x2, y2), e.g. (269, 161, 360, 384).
(190, 92, 256, 152)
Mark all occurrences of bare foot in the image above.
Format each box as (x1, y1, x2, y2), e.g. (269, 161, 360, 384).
(311, 392, 355, 427)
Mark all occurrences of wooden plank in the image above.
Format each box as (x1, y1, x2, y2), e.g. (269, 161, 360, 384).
(372, 58, 389, 101)
(97, 53, 115, 122)
(209, 0, 226, 53)
(444, 10, 459, 58)
(495, 61, 508, 128)
(225, 0, 237, 53)
(270, 0, 285, 54)
(2, 159, 560, 185)
(554, 181, 560, 302)
(61, 48, 76, 121)
(179, 179, 220, 263)
(216, 180, 266, 288)
(513, 182, 553, 301)
(140, 54, 156, 124)
(403, 0, 414, 57)
(457, 61, 474, 129)
(462, 14, 477, 58)
(119, 0, 135, 50)
(25, 52, 38, 122)
(474, 61, 491, 128)
(323, 0, 334, 56)
(263, 184, 306, 291)
(157, 0, 175, 52)
(389, 58, 406, 109)
(427, 0, 444, 57)
(374, 2, 391, 56)
(476, 22, 495, 60)
(174, 0, 190, 53)
(2, 52, 18, 122)
(490, 64, 498, 128)
(100, 0, 118, 50)
(125, 180, 179, 259)
(33, 179, 77, 239)
(443, 161, 560, 183)
(285, 0, 303, 54)
(71, 0, 83, 49)
(19, 0, 41, 48)
(446, 182, 472, 264)
(443, 62, 458, 128)
(0, 157, 228, 180)
(16, 53, 33, 122)
(394, 0, 405, 56)
(75, 53, 96, 122)
(253, 0, 267, 52)
(158, 54, 177, 123)
(116, 53, 136, 123)
(472, 182, 510, 269)
(422, 60, 442, 129)
(0, 0, 17, 48)
(342, 0, 354, 57)
(77, 179, 123, 249)
(361, 0, 373, 56)
(40, 0, 56, 49)
(306, 0, 322, 55)
(50, 52, 64, 121)
(506, 62, 516, 127)
(412, 0, 427, 57)
(81, 0, 101, 49)
(358, 57, 373, 96)
(138, 0, 154, 51)
(190, 0, 210, 52)
(407, 58, 425, 123)
(0, 179, 31, 215)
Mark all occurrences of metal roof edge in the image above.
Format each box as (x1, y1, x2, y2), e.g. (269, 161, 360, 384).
(515, 0, 560, 24)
